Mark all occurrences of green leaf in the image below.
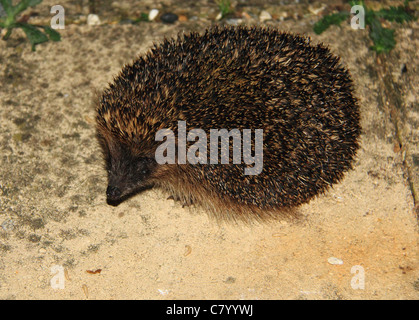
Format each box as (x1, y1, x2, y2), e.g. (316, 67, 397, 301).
(364, 7, 377, 26)
(0, 0, 13, 15)
(216, 0, 233, 18)
(133, 12, 149, 23)
(369, 19, 396, 53)
(13, 1, 31, 17)
(348, 0, 365, 9)
(313, 12, 349, 35)
(41, 25, 61, 41)
(377, 6, 416, 23)
(17, 22, 48, 51)
(28, 0, 43, 8)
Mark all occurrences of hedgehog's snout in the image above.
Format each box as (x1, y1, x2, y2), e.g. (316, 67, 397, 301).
(105, 167, 131, 204)
(106, 185, 122, 201)
(104, 155, 158, 205)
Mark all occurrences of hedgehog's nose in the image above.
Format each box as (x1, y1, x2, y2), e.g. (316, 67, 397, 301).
(106, 185, 121, 200)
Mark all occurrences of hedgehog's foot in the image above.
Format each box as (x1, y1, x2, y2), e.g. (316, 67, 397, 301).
(167, 195, 193, 208)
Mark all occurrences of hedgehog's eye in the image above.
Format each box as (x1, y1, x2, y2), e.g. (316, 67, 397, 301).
(136, 157, 156, 177)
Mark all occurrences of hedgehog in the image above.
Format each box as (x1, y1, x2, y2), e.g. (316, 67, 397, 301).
(96, 25, 360, 221)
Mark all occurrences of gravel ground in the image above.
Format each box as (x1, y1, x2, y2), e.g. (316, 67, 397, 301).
(0, 0, 417, 300)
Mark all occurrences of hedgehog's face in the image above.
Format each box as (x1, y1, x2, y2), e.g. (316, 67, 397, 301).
(99, 136, 158, 204)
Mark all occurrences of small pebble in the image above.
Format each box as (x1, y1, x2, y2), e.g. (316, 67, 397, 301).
(39, 248, 47, 254)
(149, 9, 159, 21)
(0, 28, 7, 38)
(404, 28, 412, 36)
(224, 276, 236, 284)
(82, 284, 89, 298)
(1, 219, 14, 232)
(328, 257, 344, 265)
(119, 19, 134, 25)
(87, 14, 101, 26)
(178, 14, 188, 22)
(64, 268, 71, 281)
(225, 18, 242, 26)
(308, 4, 326, 15)
(184, 245, 192, 256)
(160, 13, 178, 24)
(259, 10, 272, 23)
(241, 12, 252, 20)
(158, 288, 169, 295)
